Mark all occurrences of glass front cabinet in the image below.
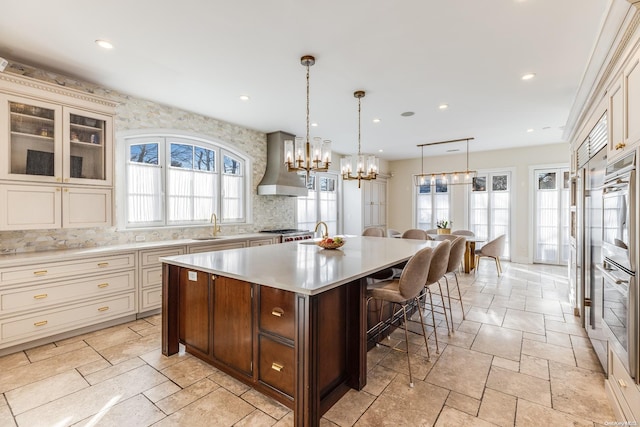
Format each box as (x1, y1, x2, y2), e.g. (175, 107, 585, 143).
(0, 74, 116, 230)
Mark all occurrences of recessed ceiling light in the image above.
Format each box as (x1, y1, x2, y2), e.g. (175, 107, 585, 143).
(95, 39, 114, 49)
(373, 118, 381, 123)
(239, 95, 250, 101)
(378, 149, 383, 153)
(401, 111, 415, 117)
(521, 73, 536, 80)
(439, 104, 449, 110)
(526, 128, 534, 133)
(311, 122, 318, 127)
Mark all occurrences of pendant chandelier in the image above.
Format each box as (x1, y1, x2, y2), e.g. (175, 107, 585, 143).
(414, 137, 477, 186)
(283, 55, 331, 181)
(340, 90, 379, 188)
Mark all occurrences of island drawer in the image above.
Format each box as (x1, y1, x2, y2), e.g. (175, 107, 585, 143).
(258, 335, 294, 398)
(259, 287, 295, 340)
(0, 270, 135, 314)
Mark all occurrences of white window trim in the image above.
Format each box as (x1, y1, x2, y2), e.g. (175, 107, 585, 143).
(115, 129, 252, 230)
(412, 175, 452, 229)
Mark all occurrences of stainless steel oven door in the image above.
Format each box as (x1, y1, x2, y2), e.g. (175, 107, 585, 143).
(601, 260, 637, 382)
(602, 170, 635, 272)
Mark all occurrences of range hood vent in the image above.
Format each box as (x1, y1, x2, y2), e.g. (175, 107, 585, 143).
(258, 131, 308, 197)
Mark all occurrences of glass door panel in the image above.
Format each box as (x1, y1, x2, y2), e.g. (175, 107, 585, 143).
(68, 113, 106, 181)
(8, 100, 59, 180)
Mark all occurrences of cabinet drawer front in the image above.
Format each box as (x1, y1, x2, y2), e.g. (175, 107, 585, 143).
(259, 336, 294, 398)
(1, 270, 134, 314)
(0, 293, 136, 347)
(141, 266, 162, 288)
(140, 247, 185, 267)
(609, 349, 640, 418)
(0, 253, 135, 285)
(259, 287, 295, 340)
(188, 242, 246, 254)
(250, 239, 274, 247)
(140, 287, 162, 311)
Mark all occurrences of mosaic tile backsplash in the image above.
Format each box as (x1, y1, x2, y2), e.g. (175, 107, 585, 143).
(0, 58, 296, 253)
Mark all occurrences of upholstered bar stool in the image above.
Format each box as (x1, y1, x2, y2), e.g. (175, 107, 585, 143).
(367, 246, 434, 387)
(423, 240, 451, 347)
(443, 236, 467, 321)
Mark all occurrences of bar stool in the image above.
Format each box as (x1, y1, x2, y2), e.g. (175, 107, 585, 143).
(443, 236, 467, 321)
(423, 240, 451, 346)
(367, 246, 434, 387)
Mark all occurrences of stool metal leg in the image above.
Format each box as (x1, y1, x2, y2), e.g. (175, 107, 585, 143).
(401, 305, 414, 388)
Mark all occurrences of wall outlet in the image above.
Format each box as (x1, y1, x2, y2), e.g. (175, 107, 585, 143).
(135, 235, 145, 242)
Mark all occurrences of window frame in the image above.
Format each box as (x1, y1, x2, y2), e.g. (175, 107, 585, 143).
(296, 171, 339, 236)
(117, 132, 251, 230)
(414, 177, 452, 230)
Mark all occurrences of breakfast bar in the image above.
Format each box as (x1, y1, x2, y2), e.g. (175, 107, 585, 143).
(161, 236, 435, 426)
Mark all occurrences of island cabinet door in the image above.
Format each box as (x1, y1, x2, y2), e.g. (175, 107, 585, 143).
(212, 276, 253, 376)
(178, 268, 211, 358)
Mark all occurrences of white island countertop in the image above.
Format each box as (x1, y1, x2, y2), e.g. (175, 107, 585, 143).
(161, 236, 440, 295)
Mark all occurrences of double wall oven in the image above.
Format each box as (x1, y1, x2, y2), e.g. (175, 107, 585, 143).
(600, 152, 639, 384)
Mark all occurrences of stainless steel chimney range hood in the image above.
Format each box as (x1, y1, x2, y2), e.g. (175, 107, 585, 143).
(257, 131, 308, 197)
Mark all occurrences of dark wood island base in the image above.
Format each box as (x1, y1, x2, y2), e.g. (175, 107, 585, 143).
(161, 263, 368, 426)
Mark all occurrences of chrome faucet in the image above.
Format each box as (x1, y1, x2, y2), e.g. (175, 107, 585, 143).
(210, 213, 221, 237)
(314, 221, 329, 239)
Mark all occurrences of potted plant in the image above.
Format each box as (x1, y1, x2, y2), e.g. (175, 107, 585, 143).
(437, 220, 451, 234)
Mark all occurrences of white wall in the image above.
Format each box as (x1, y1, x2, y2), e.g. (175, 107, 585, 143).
(387, 142, 570, 263)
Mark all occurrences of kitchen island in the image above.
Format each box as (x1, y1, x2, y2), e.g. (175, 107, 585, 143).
(161, 236, 437, 426)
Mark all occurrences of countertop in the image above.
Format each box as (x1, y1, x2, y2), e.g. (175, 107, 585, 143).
(161, 236, 440, 295)
(0, 233, 270, 268)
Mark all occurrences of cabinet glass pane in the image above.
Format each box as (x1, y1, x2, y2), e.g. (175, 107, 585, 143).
(69, 113, 105, 180)
(9, 102, 56, 176)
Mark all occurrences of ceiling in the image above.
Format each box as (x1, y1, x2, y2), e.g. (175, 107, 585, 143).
(0, 0, 611, 160)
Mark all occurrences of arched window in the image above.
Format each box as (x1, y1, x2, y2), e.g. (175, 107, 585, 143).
(122, 135, 248, 228)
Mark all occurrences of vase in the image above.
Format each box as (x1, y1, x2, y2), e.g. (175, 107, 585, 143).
(437, 228, 451, 235)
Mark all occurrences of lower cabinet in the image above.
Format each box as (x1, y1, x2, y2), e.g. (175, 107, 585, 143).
(0, 251, 137, 352)
(607, 348, 640, 423)
(139, 246, 185, 313)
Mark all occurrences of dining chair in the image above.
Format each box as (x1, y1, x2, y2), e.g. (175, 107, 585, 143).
(423, 239, 451, 350)
(475, 234, 506, 276)
(443, 236, 467, 321)
(434, 234, 457, 241)
(366, 246, 434, 387)
(362, 227, 386, 237)
(401, 229, 428, 240)
(452, 229, 475, 237)
(425, 228, 438, 235)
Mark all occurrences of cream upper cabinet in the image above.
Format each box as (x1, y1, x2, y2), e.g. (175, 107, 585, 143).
(0, 73, 116, 230)
(625, 53, 640, 147)
(608, 77, 625, 158)
(343, 178, 387, 235)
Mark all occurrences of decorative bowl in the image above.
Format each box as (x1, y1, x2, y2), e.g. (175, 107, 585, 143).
(317, 237, 345, 250)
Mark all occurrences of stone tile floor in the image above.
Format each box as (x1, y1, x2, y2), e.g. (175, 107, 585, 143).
(0, 261, 616, 426)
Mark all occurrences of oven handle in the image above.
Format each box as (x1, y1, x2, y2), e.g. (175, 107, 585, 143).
(597, 264, 630, 297)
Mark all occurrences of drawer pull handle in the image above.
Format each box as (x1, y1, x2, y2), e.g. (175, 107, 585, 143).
(33, 294, 48, 299)
(97, 283, 109, 288)
(98, 306, 109, 312)
(34, 320, 48, 327)
(615, 142, 626, 150)
(271, 307, 284, 317)
(618, 378, 627, 388)
(97, 262, 109, 268)
(271, 362, 284, 372)
(33, 270, 48, 276)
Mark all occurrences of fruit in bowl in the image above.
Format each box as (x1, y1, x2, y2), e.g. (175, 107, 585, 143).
(317, 236, 345, 249)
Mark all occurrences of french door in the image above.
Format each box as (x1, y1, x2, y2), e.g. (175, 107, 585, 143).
(533, 167, 570, 264)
